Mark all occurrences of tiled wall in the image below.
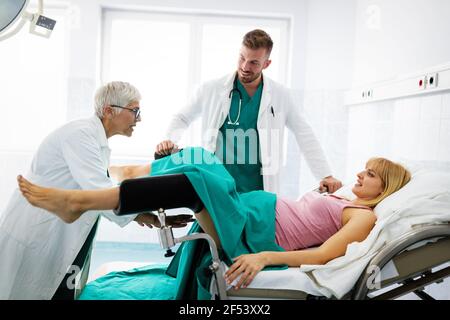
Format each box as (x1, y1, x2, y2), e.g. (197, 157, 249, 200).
(345, 91, 450, 182)
(281, 90, 349, 198)
(280, 89, 450, 199)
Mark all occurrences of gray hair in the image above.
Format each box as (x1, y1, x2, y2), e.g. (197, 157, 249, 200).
(94, 81, 141, 118)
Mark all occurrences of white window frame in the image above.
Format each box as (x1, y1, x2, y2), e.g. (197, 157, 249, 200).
(101, 8, 292, 100)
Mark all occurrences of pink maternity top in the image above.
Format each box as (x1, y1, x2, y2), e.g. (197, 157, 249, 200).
(275, 191, 371, 251)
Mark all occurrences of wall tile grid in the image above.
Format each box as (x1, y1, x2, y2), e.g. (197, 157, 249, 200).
(289, 90, 349, 196)
(346, 91, 450, 182)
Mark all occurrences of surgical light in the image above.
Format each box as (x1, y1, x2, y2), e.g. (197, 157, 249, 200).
(0, 0, 56, 41)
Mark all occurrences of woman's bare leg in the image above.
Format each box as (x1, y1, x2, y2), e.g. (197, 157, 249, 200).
(17, 175, 119, 223)
(195, 208, 222, 249)
(108, 164, 151, 182)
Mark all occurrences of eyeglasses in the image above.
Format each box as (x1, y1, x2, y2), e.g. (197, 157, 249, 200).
(111, 105, 141, 120)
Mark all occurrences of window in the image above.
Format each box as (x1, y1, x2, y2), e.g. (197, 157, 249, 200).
(102, 9, 290, 161)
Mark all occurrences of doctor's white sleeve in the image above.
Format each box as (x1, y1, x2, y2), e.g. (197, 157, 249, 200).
(286, 95, 333, 181)
(61, 131, 136, 227)
(164, 84, 203, 143)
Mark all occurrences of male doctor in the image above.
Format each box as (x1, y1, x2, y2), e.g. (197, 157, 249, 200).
(156, 29, 342, 194)
(0, 81, 158, 300)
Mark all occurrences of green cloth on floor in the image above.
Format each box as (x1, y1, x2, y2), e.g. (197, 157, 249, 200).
(78, 264, 175, 300)
(79, 147, 285, 300)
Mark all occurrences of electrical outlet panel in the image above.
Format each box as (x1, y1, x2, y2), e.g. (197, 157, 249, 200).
(426, 73, 438, 89)
(418, 76, 427, 90)
(361, 89, 373, 99)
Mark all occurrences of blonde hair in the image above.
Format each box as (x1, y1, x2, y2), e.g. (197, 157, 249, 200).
(358, 157, 411, 208)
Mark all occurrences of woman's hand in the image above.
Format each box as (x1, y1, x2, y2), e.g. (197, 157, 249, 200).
(225, 253, 268, 289)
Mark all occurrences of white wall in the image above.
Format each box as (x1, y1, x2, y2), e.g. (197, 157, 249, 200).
(280, 0, 450, 194)
(352, 0, 450, 86)
(346, 92, 450, 177)
(346, 0, 450, 180)
(292, 0, 357, 196)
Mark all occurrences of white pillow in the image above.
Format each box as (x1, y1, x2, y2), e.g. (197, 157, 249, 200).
(398, 159, 450, 174)
(374, 164, 450, 219)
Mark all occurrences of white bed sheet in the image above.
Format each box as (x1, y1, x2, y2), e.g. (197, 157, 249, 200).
(220, 258, 402, 299)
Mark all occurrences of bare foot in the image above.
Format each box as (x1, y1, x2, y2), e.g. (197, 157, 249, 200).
(17, 175, 84, 223)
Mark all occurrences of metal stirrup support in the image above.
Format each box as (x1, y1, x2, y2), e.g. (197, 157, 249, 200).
(156, 208, 228, 300)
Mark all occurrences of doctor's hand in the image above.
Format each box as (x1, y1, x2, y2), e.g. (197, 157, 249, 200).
(225, 253, 268, 290)
(155, 140, 178, 156)
(319, 176, 343, 194)
(152, 214, 195, 228)
(134, 213, 159, 228)
(135, 213, 194, 228)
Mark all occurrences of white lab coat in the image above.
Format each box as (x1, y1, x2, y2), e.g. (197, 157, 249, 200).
(0, 116, 136, 300)
(165, 73, 332, 193)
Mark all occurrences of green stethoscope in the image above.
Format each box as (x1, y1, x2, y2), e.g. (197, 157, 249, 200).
(227, 75, 244, 126)
(227, 74, 267, 125)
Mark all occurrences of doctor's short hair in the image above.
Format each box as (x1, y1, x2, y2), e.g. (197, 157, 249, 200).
(242, 29, 273, 57)
(94, 81, 141, 118)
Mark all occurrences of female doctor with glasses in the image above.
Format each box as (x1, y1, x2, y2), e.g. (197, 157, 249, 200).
(0, 81, 157, 300)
